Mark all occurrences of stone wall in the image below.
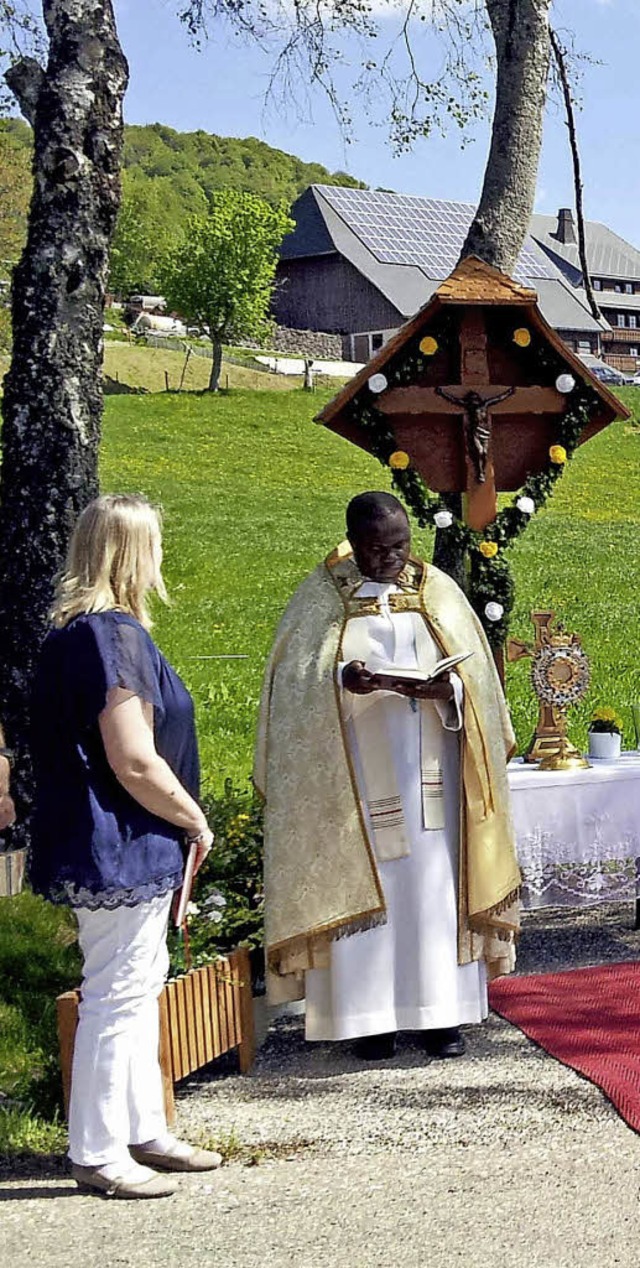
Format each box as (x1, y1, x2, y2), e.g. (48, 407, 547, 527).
(243, 326, 346, 360)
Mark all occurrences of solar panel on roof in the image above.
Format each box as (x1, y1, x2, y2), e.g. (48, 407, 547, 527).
(317, 185, 558, 284)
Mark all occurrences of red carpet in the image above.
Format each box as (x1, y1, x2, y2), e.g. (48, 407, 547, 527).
(489, 961, 640, 1132)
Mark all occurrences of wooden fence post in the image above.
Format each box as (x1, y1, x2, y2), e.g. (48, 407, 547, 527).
(56, 989, 80, 1120)
(234, 946, 256, 1074)
(158, 990, 176, 1126)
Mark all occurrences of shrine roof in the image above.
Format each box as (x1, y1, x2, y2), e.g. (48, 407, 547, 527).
(434, 256, 537, 305)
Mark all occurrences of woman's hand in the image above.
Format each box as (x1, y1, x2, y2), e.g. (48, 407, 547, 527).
(0, 754, 15, 830)
(188, 826, 214, 875)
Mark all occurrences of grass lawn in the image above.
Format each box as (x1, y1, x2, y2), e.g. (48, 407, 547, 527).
(103, 343, 347, 395)
(103, 342, 301, 394)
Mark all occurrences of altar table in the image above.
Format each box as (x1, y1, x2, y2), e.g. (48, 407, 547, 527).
(508, 753, 640, 912)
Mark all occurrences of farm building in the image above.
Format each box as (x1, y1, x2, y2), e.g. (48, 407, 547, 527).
(274, 186, 640, 370)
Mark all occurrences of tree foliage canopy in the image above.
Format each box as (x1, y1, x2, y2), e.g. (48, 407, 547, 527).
(161, 189, 293, 387)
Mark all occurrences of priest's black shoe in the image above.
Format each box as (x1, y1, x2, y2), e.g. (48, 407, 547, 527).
(354, 1032, 397, 1061)
(423, 1027, 466, 1059)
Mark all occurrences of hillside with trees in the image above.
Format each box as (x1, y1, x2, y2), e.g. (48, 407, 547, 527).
(0, 117, 365, 297)
(122, 123, 365, 211)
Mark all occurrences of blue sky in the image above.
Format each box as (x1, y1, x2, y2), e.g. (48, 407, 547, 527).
(116, 0, 638, 245)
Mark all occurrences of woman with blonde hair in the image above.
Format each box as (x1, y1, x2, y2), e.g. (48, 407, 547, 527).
(31, 494, 221, 1199)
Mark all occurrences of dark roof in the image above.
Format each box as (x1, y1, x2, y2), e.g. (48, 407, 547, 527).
(283, 186, 606, 334)
(530, 213, 640, 282)
(280, 187, 336, 259)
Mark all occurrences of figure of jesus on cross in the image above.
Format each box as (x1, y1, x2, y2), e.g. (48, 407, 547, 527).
(435, 385, 515, 484)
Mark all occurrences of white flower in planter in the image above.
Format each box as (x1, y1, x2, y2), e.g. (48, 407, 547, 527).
(484, 601, 504, 622)
(205, 908, 224, 925)
(185, 901, 200, 919)
(516, 496, 535, 516)
(434, 510, 454, 529)
(203, 888, 226, 909)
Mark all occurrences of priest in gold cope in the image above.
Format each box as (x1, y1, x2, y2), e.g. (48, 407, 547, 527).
(255, 492, 521, 1062)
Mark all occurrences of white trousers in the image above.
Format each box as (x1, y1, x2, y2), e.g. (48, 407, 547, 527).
(69, 892, 172, 1168)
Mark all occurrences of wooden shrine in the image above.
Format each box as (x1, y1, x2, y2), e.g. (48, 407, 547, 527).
(316, 256, 629, 535)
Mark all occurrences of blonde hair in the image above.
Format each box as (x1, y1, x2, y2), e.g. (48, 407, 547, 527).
(51, 494, 168, 630)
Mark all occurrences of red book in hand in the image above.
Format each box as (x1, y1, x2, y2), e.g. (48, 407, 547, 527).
(173, 841, 199, 928)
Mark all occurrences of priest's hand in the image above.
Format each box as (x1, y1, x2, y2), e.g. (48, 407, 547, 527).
(379, 671, 454, 702)
(398, 672, 454, 702)
(342, 660, 384, 694)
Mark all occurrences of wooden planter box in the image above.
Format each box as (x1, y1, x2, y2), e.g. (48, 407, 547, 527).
(56, 946, 255, 1126)
(0, 847, 27, 897)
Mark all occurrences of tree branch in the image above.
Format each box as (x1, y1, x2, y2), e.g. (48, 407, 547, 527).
(549, 28, 600, 322)
(5, 56, 44, 125)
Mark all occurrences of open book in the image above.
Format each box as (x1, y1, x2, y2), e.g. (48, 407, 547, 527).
(173, 840, 199, 929)
(373, 650, 473, 685)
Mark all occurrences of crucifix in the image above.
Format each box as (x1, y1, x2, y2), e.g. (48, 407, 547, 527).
(375, 308, 563, 531)
(435, 385, 515, 484)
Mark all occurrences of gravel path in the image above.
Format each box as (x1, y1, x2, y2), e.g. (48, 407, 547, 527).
(4, 905, 640, 1267)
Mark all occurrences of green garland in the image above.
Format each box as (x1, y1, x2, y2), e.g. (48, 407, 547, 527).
(348, 322, 601, 647)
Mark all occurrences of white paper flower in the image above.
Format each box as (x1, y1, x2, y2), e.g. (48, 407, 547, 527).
(516, 496, 535, 515)
(368, 373, 388, 394)
(185, 901, 200, 918)
(555, 373, 575, 394)
(484, 602, 504, 622)
(434, 510, 454, 529)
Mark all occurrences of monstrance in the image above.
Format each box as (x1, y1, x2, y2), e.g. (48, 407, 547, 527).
(508, 611, 590, 770)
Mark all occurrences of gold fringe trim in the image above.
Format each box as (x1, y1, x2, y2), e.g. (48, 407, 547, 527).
(268, 909, 387, 975)
(468, 888, 521, 940)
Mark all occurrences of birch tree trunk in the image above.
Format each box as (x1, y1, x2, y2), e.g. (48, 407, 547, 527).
(0, 0, 128, 834)
(460, 0, 551, 274)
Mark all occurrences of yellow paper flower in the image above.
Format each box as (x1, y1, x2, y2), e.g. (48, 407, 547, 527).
(479, 541, 499, 558)
(419, 336, 438, 356)
(389, 450, 410, 470)
(513, 327, 531, 348)
(549, 444, 567, 464)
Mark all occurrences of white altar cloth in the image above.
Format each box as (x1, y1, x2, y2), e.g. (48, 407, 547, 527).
(508, 753, 640, 909)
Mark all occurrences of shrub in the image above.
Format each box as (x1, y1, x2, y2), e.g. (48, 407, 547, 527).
(167, 780, 264, 983)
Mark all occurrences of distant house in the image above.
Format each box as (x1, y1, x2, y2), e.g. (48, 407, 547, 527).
(529, 209, 640, 371)
(128, 295, 167, 312)
(274, 187, 632, 367)
(125, 295, 167, 321)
